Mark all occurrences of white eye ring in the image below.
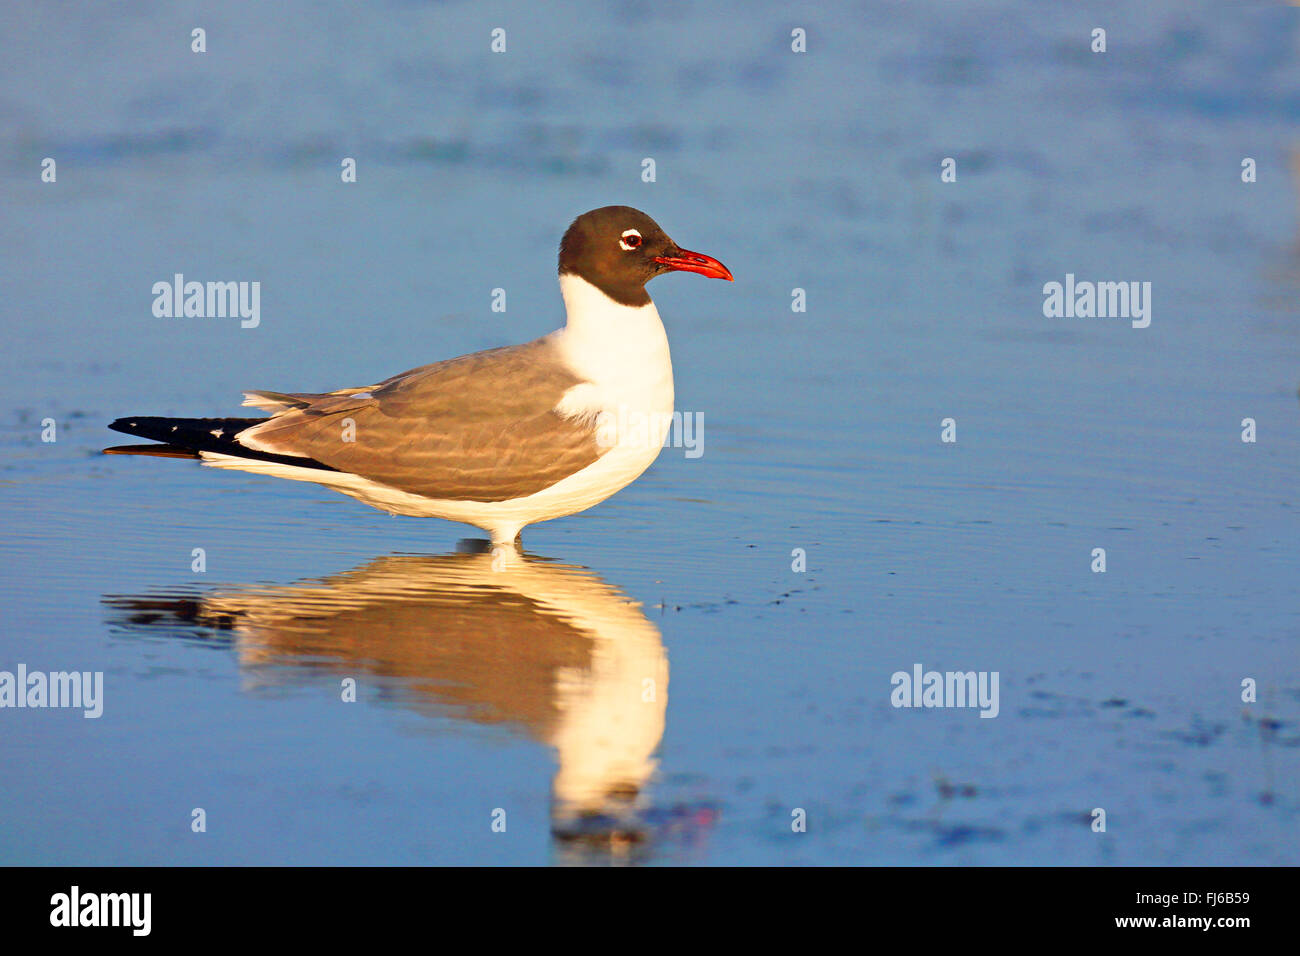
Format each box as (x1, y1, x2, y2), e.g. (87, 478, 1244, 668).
(619, 229, 642, 252)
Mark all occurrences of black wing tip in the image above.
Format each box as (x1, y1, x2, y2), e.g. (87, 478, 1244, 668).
(104, 414, 338, 473)
(108, 415, 191, 434)
(107, 416, 182, 438)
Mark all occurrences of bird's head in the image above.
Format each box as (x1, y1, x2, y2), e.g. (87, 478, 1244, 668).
(558, 205, 733, 306)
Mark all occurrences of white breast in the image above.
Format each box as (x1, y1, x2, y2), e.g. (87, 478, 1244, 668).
(551, 273, 675, 445)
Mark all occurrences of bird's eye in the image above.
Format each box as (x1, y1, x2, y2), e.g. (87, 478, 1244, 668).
(619, 229, 642, 251)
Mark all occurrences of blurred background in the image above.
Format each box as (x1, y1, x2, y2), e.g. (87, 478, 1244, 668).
(1, 0, 1298, 864)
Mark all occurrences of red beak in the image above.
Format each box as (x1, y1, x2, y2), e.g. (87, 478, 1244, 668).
(654, 247, 734, 281)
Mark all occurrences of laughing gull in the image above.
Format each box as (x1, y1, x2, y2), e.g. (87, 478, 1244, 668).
(105, 206, 732, 543)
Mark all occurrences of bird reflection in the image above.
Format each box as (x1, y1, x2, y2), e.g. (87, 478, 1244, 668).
(104, 543, 711, 858)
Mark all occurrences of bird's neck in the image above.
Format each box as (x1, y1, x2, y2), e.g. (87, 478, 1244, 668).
(554, 274, 671, 384)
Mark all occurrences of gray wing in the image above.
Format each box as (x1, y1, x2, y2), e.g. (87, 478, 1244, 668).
(237, 338, 603, 502)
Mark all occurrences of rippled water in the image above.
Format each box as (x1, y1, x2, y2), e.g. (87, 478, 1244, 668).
(1, 1, 1298, 864)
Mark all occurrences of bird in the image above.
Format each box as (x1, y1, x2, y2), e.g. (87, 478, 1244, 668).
(105, 206, 733, 544)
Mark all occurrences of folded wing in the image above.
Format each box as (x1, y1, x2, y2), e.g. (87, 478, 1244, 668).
(237, 338, 603, 502)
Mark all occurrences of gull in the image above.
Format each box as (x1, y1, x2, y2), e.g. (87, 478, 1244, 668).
(106, 206, 732, 543)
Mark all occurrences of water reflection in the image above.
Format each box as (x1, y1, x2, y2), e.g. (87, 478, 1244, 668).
(104, 544, 710, 858)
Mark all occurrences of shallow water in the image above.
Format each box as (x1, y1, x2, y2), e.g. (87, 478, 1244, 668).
(1, 1, 1298, 865)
